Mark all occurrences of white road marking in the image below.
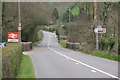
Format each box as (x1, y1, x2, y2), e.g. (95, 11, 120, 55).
(91, 70, 97, 73)
(48, 47, 119, 79)
(47, 34, 50, 47)
(54, 50, 57, 53)
(76, 63, 79, 64)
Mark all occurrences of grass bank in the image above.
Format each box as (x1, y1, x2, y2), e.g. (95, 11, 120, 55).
(17, 54, 35, 78)
(59, 40, 120, 62)
(59, 40, 66, 48)
(90, 50, 120, 62)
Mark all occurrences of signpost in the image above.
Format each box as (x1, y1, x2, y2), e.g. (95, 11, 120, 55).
(93, 0, 106, 50)
(94, 27, 106, 49)
(18, 0, 21, 43)
(18, 23, 22, 42)
(94, 28, 106, 33)
(18, 26, 21, 31)
(8, 32, 18, 42)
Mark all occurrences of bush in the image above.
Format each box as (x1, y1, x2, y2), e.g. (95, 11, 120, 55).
(109, 37, 116, 51)
(99, 36, 116, 51)
(59, 40, 66, 48)
(99, 37, 108, 50)
(49, 28, 56, 32)
(56, 29, 60, 41)
(2, 43, 22, 78)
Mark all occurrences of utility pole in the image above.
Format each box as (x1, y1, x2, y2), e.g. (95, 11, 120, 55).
(69, 8, 71, 23)
(94, 0, 99, 49)
(68, 8, 71, 42)
(18, 0, 21, 43)
(94, 0, 97, 25)
(0, 2, 2, 43)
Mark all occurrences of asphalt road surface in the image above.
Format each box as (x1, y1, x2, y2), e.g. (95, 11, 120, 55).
(27, 31, 119, 79)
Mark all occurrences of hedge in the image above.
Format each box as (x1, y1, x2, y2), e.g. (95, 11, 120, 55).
(2, 43, 22, 78)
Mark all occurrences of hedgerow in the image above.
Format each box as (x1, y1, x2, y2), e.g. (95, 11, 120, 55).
(2, 43, 22, 78)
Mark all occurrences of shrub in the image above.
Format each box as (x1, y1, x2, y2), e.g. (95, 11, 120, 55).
(99, 36, 116, 51)
(99, 37, 109, 50)
(2, 43, 22, 78)
(59, 40, 66, 48)
(108, 37, 116, 51)
(56, 29, 60, 41)
(49, 28, 56, 32)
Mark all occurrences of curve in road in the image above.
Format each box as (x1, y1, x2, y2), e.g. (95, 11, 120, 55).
(27, 31, 119, 79)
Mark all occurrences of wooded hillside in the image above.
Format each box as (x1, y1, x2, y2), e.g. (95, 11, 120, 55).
(2, 2, 72, 42)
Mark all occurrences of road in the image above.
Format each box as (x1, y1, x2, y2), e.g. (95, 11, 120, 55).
(27, 31, 119, 79)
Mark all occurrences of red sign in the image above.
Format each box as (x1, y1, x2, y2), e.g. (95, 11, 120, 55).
(8, 32, 18, 42)
(98, 28, 106, 33)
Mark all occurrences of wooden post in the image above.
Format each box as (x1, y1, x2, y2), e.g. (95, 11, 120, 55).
(18, 0, 21, 43)
(94, 0, 99, 49)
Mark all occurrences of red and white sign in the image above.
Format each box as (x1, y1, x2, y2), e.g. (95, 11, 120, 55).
(94, 28, 106, 33)
(8, 32, 18, 42)
(98, 28, 106, 33)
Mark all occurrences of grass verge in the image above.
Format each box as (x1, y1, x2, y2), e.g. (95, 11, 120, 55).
(59, 41, 120, 62)
(91, 50, 120, 62)
(59, 40, 66, 48)
(17, 54, 35, 78)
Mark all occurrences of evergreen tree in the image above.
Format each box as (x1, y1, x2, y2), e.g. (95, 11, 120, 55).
(52, 8, 59, 23)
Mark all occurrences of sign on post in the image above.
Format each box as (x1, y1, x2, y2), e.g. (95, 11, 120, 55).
(18, 23, 22, 31)
(94, 26, 106, 50)
(94, 28, 98, 33)
(18, 27, 21, 31)
(94, 28, 106, 33)
(8, 32, 18, 42)
(98, 28, 106, 33)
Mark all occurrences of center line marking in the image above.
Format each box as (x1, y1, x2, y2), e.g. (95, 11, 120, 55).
(48, 47, 119, 79)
